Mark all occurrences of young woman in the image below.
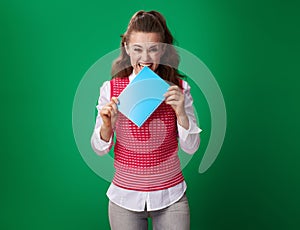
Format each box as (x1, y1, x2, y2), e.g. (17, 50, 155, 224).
(91, 10, 201, 230)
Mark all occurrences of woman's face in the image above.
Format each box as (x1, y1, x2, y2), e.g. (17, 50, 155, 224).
(126, 31, 165, 75)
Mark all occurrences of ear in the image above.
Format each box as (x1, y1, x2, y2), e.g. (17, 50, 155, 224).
(124, 42, 130, 55)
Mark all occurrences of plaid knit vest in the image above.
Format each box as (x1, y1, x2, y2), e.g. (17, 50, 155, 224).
(110, 77, 184, 191)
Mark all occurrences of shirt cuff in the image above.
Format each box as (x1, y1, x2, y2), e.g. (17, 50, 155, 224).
(177, 119, 202, 142)
(92, 127, 113, 152)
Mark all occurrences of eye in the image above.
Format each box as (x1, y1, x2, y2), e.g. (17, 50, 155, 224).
(149, 47, 159, 53)
(133, 48, 142, 52)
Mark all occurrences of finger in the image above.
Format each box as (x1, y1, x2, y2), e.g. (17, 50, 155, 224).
(165, 94, 180, 102)
(165, 100, 179, 106)
(108, 97, 119, 114)
(165, 94, 179, 102)
(164, 91, 177, 98)
(102, 105, 115, 115)
(106, 102, 116, 114)
(107, 105, 117, 117)
(110, 100, 118, 113)
(111, 96, 119, 105)
(101, 105, 113, 114)
(111, 103, 118, 114)
(164, 88, 182, 98)
(168, 85, 180, 91)
(100, 109, 111, 118)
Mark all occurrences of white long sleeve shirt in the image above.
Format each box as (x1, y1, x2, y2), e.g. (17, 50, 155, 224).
(91, 72, 202, 211)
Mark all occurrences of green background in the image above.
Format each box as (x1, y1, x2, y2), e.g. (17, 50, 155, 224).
(1, 0, 299, 229)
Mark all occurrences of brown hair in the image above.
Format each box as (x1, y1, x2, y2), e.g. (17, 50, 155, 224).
(111, 10, 184, 86)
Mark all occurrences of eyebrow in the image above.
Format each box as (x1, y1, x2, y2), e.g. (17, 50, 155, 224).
(149, 44, 159, 48)
(131, 44, 159, 48)
(132, 44, 143, 48)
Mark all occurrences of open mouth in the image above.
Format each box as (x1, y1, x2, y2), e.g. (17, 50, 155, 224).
(135, 62, 155, 74)
(139, 63, 152, 67)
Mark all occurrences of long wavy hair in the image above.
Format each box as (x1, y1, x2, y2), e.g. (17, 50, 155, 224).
(111, 10, 184, 86)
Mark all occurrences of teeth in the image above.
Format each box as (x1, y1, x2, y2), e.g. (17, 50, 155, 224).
(139, 63, 151, 67)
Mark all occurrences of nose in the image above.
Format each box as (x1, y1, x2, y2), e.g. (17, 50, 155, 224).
(140, 50, 151, 62)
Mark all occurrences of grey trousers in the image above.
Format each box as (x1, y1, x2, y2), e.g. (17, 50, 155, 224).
(108, 194, 190, 230)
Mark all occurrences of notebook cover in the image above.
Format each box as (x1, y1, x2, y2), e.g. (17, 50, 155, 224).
(117, 67, 170, 127)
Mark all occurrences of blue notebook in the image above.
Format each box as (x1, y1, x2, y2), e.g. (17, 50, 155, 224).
(117, 67, 170, 128)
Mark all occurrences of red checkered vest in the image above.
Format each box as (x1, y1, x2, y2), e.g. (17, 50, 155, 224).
(110, 77, 184, 191)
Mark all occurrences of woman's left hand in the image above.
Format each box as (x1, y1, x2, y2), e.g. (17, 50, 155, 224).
(164, 85, 189, 130)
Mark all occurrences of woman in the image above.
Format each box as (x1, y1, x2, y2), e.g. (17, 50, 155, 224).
(91, 10, 201, 230)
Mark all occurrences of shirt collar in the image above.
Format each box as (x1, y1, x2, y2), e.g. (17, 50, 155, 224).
(128, 71, 136, 82)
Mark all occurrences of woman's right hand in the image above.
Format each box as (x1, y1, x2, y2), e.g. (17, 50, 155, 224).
(99, 97, 119, 141)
